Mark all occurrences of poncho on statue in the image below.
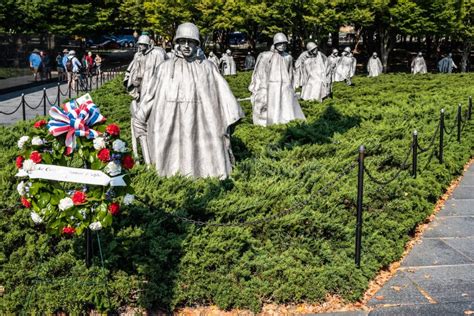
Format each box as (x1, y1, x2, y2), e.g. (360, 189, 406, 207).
(220, 50, 237, 75)
(438, 54, 457, 73)
(411, 53, 427, 74)
(249, 33, 305, 126)
(367, 53, 383, 77)
(298, 42, 329, 102)
(335, 50, 356, 83)
(134, 23, 244, 179)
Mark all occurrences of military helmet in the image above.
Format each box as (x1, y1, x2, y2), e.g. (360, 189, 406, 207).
(226, 49, 231, 54)
(174, 22, 200, 45)
(306, 42, 317, 52)
(344, 46, 351, 53)
(137, 35, 151, 46)
(332, 48, 339, 54)
(273, 33, 288, 45)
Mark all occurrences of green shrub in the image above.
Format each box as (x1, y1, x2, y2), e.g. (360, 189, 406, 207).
(1, 73, 473, 313)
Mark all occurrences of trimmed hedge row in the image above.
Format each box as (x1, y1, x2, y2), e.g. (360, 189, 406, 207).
(1, 73, 473, 313)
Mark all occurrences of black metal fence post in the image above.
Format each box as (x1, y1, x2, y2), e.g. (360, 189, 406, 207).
(457, 103, 462, 143)
(43, 88, 47, 116)
(355, 145, 365, 268)
(96, 73, 99, 90)
(412, 130, 418, 178)
(468, 96, 472, 121)
(57, 82, 61, 107)
(76, 79, 79, 97)
(439, 109, 444, 164)
(68, 81, 71, 99)
(21, 93, 26, 121)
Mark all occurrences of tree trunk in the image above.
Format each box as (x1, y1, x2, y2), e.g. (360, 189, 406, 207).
(332, 25, 339, 49)
(461, 39, 471, 72)
(379, 27, 395, 72)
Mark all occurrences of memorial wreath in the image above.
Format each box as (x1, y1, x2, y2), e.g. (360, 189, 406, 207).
(14, 94, 135, 236)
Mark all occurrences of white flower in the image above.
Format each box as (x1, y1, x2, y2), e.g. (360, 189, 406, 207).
(30, 212, 43, 224)
(58, 197, 74, 211)
(112, 139, 127, 153)
(105, 161, 122, 176)
(17, 181, 26, 196)
(17, 136, 30, 149)
(93, 137, 106, 150)
(89, 221, 103, 231)
(123, 193, 135, 206)
(31, 136, 44, 146)
(22, 159, 36, 172)
(79, 209, 87, 219)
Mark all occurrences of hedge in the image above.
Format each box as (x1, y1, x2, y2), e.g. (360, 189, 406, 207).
(1, 72, 473, 313)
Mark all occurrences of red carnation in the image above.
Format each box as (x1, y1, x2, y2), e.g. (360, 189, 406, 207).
(30, 151, 42, 163)
(122, 155, 134, 169)
(72, 191, 87, 205)
(106, 124, 120, 136)
(16, 156, 24, 169)
(97, 148, 110, 162)
(21, 197, 31, 208)
(34, 120, 47, 128)
(108, 202, 120, 216)
(62, 226, 76, 235)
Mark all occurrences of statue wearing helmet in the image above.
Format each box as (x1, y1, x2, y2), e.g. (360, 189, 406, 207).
(124, 33, 168, 162)
(219, 49, 237, 75)
(133, 22, 244, 179)
(367, 52, 383, 77)
(326, 49, 340, 96)
(411, 52, 427, 74)
(207, 51, 220, 68)
(249, 32, 306, 126)
(335, 46, 357, 85)
(296, 41, 330, 102)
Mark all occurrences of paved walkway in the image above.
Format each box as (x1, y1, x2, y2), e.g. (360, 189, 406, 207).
(316, 163, 474, 315)
(0, 74, 110, 125)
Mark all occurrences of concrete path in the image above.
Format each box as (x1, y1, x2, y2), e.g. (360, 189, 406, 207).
(0, 74, 112, 125)
(315, 163, 474, 315)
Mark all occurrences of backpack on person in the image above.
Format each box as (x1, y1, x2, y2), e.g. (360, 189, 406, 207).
(65, 58, 73, 72)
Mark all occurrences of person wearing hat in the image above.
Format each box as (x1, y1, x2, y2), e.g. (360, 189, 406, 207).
(124, 34, 168, 160)
(335, 46, 357, 85)
(367, 52, 383, 77)
(249, 32, 306, 126)
(299, 42, 330, 102)
(28, 48, 42, 81)
(133, 22, 244, 178)
(65, 50, 82, 91)
(219, 49, 237, 75)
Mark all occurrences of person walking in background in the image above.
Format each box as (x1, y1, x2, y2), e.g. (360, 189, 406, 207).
(41, 51, 52, 80)
(94, 53, 102, 75)
(411, 52, 427, 74)
(65, 50, 82, 91)
(28, 48, 42, 82)
(61, 49, 69, 73)
(85, 51, 94, 75)
(56, 51, 65, 81)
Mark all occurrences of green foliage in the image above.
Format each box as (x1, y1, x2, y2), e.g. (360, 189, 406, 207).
(1, 73, 474, 313)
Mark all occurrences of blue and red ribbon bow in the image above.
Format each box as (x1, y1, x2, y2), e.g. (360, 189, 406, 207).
(47, 99, 106, 155)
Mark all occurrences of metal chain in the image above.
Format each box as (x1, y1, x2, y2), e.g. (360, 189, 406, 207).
(364, 141, 413, 186)
(24, 95, 45, 110)
(138, 160, 357, 228)
(59, 85, 69, 96)
(417, 123, 439, 153)
(45, 94, 58, 106)
(0, 101, 22, 115)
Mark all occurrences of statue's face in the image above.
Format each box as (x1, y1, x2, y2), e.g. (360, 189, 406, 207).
(139, 44, 148, 52)
(275, 42, 287, 53)
(309, 48, 318, 56)
(177, 38, 198, 57)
